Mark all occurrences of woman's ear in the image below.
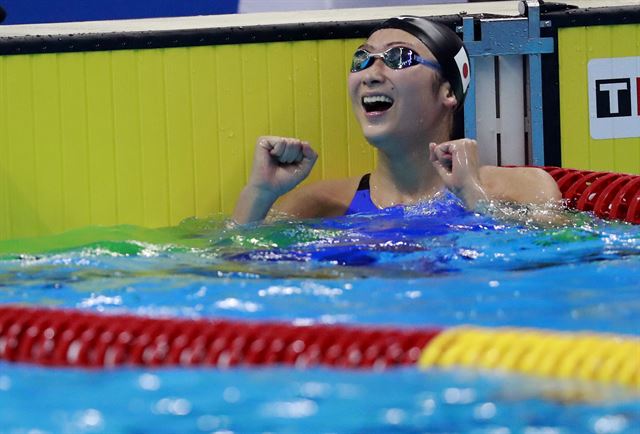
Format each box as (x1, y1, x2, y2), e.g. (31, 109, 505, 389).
(440, 82, 458, 109)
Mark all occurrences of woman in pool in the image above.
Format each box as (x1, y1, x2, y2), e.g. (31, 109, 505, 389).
(233, 16, 561, 224)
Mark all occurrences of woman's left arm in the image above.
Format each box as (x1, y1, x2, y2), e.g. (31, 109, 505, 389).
(480, 166, 562, 205)
(430, 139, 562, 206)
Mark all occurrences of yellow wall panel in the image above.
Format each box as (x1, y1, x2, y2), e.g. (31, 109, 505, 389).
(0, 57, 8, 240)
(6, 55, 38, 238)
(112, 50, 144, 225)
(318, 39, 350, 180)
(292, 40, 322, 184)
(85, 52, 117, 225)
(138, 50, 170, 228)
(559, 24, 640, 174)
(216, 45, 247, 214)
(111, 51, 144, 225)
(59, 53, 91, 231)
(267, 43, 295, 138)
(164, 48, 196, 225)
(32, 54, 64, 236)
(559, 27, 590, 170)
(190, 46, 220, 218)
(241, 43, 270, 187)
(0, 37, 380, 240)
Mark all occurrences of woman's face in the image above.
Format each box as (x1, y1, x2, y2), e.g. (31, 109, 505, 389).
(348, 28, 454, 150)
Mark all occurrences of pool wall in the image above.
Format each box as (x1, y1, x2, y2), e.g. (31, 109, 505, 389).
(0, 38, 373, 239)
(0, 1, 638, 240)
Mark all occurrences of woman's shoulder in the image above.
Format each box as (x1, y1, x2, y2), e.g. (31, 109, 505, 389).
(271, 176, 363, 218)
(479, 166, 561, 204)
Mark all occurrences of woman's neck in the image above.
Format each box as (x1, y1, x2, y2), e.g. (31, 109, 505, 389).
(371, 143, 445, 208)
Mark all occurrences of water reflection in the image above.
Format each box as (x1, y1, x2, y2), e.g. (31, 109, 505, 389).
(0, 363, 638, 433)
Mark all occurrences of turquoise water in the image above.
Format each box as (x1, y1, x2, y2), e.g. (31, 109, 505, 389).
(0, 195, 639, 433)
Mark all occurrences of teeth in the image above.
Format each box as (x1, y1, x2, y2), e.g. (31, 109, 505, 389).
(362, 95, 394, 104)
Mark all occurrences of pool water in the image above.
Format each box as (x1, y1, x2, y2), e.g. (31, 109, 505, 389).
(0, 195, 639, 433)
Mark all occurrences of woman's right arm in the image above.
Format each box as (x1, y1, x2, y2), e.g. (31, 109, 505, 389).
(232, 136, 318, 224)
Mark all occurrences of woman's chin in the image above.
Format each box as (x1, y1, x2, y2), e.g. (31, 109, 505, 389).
(362, 116, 407, 139)
(362, 129, 396, 149)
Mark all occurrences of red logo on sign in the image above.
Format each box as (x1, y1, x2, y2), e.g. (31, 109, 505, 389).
(463, 63, 469, 79)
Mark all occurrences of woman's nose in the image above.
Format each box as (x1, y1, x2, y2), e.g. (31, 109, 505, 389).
(362, 58, 386, 86)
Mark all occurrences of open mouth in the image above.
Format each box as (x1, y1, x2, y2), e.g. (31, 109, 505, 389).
(362, 95, 394, 113)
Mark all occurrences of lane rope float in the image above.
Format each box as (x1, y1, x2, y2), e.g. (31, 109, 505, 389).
(0, 306, 637, 390)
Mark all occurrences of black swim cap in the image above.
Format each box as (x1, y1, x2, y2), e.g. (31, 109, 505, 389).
(377, 16, 470, 107)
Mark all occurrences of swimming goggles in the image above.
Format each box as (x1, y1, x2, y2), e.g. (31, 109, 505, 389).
(350, 46, 441, 73)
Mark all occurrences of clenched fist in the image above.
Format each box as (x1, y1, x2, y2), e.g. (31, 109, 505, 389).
(249, 136, 318, 198)
(429, 138, 489, 208)
(233, 136, 318, 223)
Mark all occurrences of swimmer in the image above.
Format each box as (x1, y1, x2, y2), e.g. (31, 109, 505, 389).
(233, 16, 561, 224)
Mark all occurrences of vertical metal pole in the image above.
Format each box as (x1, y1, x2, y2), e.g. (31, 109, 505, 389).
(529, 53, 545, 165)
(527, 0, 540, 36)
(462, 16, 476, 140)
(475, 56, 499, 166)
(526, 0, 546, 165)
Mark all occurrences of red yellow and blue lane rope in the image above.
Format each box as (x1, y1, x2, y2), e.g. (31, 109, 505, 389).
(0, 306, 637, 391)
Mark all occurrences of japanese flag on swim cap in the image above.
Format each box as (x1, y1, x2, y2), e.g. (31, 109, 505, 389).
(378, 16, 470, 108)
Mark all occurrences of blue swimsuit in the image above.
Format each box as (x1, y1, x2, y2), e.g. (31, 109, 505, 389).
(345, 174, 380, 215)
(344, 173, 466, 216)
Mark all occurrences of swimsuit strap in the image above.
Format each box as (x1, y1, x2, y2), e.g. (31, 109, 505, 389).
(356, 173, 371, 191)
(345, 173, 380, 215)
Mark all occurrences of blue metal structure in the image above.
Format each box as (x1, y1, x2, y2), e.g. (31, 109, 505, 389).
(462, 0, 554, 166)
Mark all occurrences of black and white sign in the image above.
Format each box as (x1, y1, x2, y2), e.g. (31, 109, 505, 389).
(588, 57, 640, 139)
